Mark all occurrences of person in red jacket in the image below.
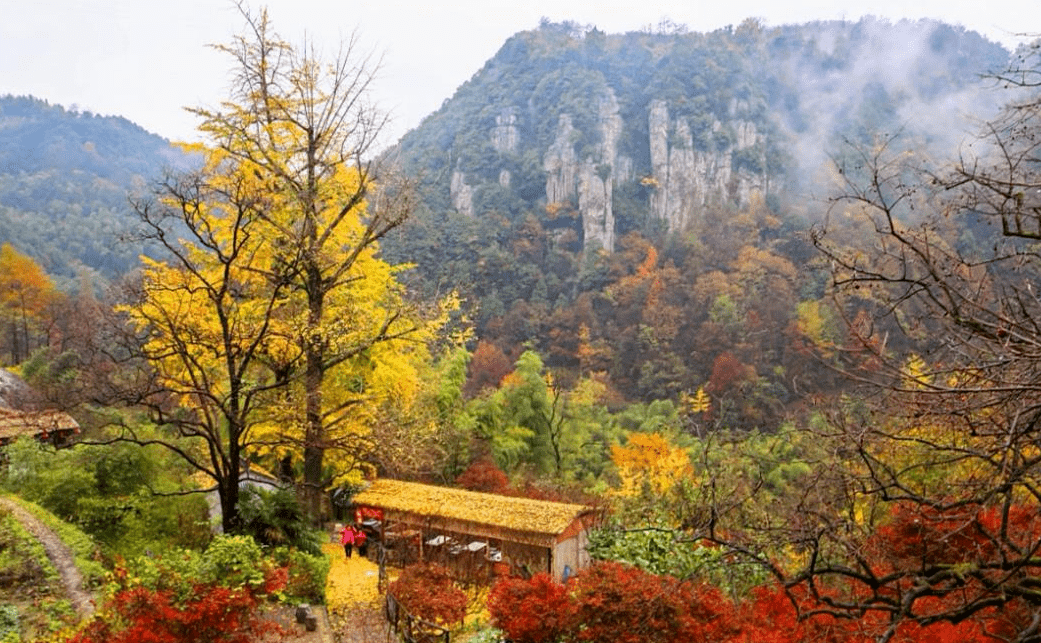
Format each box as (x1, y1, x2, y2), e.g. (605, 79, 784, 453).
(355, 525, 368, 558)
(339, 524, 356, 558)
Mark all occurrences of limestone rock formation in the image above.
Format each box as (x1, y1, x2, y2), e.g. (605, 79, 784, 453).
(647, 100, 765, 232)
(544, 114, 578, 205)
(491, 108, 520, 154)
(450, 169, 474, 218)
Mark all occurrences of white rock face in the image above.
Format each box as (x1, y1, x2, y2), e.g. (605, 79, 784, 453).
(450, 169, 475, 218)
(543, 89, 625, 252)
(578, 161, 613, 252)
(451, 92, 767, 248)
(0, 368, 31, 409)
(544, 113, 578, 205)
(491, 108, 520, 154)
(646, 100, 764, 232)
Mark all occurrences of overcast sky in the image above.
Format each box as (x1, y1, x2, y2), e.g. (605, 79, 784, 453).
(0, 0, 1037, 147)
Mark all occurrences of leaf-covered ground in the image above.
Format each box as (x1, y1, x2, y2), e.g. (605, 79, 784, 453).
(323, 541, 391, 643)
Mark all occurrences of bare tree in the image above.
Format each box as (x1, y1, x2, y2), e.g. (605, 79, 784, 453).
(764, 38, 1041, 640)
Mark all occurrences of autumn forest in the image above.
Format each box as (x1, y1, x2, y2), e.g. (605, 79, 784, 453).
(1, 6, 1041, 643)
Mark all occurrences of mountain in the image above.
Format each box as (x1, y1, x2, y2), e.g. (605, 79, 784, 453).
(0, 95, 188, 283)
(378, 17, 1014, 412)
(0, 19, 1018, 417)
(390, 17, 1008, 254)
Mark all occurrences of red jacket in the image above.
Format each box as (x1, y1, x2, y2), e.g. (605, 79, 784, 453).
(339, 527, 356, 546)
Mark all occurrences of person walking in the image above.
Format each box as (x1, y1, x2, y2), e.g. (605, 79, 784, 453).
(339, 523, 356, 558)
(355, 525, 369, 558)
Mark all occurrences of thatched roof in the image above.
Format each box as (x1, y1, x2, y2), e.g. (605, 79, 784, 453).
(0, 407, 80, 444)
(352, 479, 595, 547)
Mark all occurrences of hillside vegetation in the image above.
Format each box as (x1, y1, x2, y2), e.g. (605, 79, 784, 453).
(379, 17, 1012, 419)
(3, 13, 1041, 641)
(0, 95, 188, 284)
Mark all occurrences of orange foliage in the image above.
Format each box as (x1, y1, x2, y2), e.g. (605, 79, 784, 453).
(455, 457, 510, 494)
(706, 351, 753, 394)
(465, 340, 513, 396)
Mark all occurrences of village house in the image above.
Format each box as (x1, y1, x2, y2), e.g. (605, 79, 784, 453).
(351, 478, 599, 583)
(0, 407, 80, 449)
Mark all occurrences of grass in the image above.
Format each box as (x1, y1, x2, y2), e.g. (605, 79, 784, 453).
(2, 495, 105, 588)
(0, 507, 76, 640)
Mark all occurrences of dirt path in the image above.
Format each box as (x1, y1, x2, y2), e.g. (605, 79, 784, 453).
(0, 497, 93, 620)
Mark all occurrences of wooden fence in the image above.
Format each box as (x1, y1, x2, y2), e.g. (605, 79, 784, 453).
(384, 593, 449, 643)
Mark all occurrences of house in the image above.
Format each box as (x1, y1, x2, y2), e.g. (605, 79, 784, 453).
(0, 407, 80, 448)
(351, 478, 599, 582)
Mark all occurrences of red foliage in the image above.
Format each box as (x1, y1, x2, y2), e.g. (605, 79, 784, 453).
(487, 503, 1041, 643)
(456, 457, 510, 494)
(489, 563, 738, 643)
(571, 562, 738, 643)
(871, 502, 1041, 569)
(489, 573, 577, 643)
(705, 351, 751, 394)
(734, 585, 806, 643)
(388, 562, 467, 626)
(67, 583, 277, 643)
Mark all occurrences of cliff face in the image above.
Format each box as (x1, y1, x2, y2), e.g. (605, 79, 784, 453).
(411, 18, 1009, 254)
(648, 100, 766, 231)
(449, 93, 768, 251)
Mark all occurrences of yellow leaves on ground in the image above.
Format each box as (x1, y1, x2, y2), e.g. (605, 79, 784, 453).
(323, 542, 382, 608)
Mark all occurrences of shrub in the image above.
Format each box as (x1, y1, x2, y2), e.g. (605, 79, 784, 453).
(488, 573, 575, 643)
(272, 546, 330, 604)
(67, 583, 277, 643)
(199, 534, 266, 589)
(238, 486, 324, 555)
(68, 536, 288, 643)
(488, 562, 739, 643)
(388, 563, 467, 627)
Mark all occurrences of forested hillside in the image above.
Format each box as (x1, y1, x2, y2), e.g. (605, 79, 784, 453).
(0, 95, 187, 284)
(382, 17, 1012, 419)
(3, 10, 1041, 641)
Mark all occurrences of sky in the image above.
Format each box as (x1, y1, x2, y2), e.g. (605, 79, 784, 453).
(0, 0, 1037, 147)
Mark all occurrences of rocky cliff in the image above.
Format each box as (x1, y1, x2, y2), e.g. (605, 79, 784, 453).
(447, 89, 769, 252)
(400, 18, 1009, 255)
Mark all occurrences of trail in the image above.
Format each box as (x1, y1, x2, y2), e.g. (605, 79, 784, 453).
(0, 497, 93, 620)
(323, 541, 391, 643)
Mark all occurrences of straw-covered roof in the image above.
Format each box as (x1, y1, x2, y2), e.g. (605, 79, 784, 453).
(353, 479, 594, 543)
(0, 407, 80, 443)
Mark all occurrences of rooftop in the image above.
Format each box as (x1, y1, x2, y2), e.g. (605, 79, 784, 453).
(0, 407, 80, 444)
(353, 478, 594, 540)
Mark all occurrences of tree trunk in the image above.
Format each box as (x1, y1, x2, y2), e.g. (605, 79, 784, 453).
(302, 275, 326, 525)
(220, 464, 241, 534)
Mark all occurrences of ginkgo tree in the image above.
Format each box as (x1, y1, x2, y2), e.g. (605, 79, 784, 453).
(119, 4, 425, 529)
(122, 148, 290, 533)
(188, 4, 422, 521)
